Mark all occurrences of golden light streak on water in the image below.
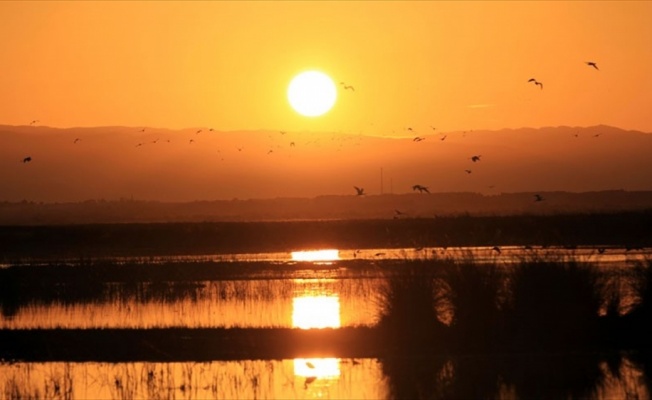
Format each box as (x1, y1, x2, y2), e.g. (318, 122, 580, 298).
(291, 249, 340, 262)
(292, 295, 341, 329)
(294, 358, 341, 378)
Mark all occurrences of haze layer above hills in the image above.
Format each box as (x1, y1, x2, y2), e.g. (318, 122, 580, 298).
(1, 125, 651, 203)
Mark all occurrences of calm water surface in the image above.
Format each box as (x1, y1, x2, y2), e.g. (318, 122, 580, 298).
(3, 246, 652, 399)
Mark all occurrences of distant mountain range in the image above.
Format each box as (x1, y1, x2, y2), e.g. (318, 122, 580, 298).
(1, 124, 651, 203)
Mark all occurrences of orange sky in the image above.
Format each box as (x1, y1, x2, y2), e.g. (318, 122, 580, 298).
(1, 1, 651, 135)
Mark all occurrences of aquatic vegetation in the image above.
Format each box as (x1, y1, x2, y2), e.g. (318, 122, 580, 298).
(374, 260, 448, 352)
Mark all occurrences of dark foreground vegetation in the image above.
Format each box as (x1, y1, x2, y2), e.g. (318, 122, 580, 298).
(3, 257, 652, 399)
(375, 258, 652, 353)
(375, 257, 652, 399)
(3, 258, 652, 355)
(1, 211, 651, 259)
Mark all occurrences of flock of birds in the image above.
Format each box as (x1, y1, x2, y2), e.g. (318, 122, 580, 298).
(349, 61, 602, 208)
(19, 60, 601, 208)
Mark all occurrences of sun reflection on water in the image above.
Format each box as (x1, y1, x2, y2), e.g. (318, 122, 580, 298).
(292, 295, 340, 329)
(291, 249, 340, 262)
(294, 358, 341, 378)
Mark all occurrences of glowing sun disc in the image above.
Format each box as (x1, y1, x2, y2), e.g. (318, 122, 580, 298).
(287, 71, 337, 117)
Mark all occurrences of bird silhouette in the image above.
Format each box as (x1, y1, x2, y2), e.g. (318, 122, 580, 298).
(73, 138, 81, 144)
(340, 82, 355, 91)
(306, 361, 315, 369)
(29, 120, 39, 125)
(534, 194, 544, 202)
(354, 186, 365, 196)
(412, 184, 430, 193)
(440, 135, 447, 141)
(196, 129, 202, 134)
(528, 78, 543, 89)
(413, 137, 425, 142)
(304, 376, 317, 390)
(22, 156, 32, 163)
(189, 139, 195, 144)
(586, 61, 599, 70)
(470, 155, 481, 162)
(492, 246, 502, 254)
(464, 169, 472, 174)
(394, 209, 406, 217)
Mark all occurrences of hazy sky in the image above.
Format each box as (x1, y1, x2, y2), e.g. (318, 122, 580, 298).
(2, 1, 652, 134)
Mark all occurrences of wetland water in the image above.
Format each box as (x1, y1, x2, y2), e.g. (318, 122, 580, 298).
(2, 243, 652, 399)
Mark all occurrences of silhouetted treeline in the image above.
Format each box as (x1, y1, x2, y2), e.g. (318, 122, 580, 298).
(2, 190, 652, 224)
(1, 210, 650, 259)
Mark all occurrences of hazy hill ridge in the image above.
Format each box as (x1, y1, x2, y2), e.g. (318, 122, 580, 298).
(1, 125, 651, 203)
(2, 191, 652, 225)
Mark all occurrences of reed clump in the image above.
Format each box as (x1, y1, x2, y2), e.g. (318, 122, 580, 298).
(503, 259, 605, 350)
(375, 260, 448, 352)
(375, 255, 651, 353)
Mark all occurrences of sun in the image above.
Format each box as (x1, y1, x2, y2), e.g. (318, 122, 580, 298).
(287, 71, 337, 117)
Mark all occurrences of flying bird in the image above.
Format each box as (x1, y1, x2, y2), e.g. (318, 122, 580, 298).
(412, 184, 430, 193)
(534, 194, 544, 202)
(413, 137, 425, 142)
(354, 186, 365, 196)
(470, 155, 482, 162)
(189, 139, 195, 144)
(340, 82, 355, 91)
(394, 209, 406, 217)
(492, 246, 502, 254)
(464, 169, 472, 174)
(585, 61, 599, 70)
(29, 120, 39, 125)
(22, 156, 32, 163)
(304, 376, 317, 390)
(306, 361, 315, 369)
(440, 135, 447, 141)
(73, 138, 81, 144)
(528, 78, 543, 89)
